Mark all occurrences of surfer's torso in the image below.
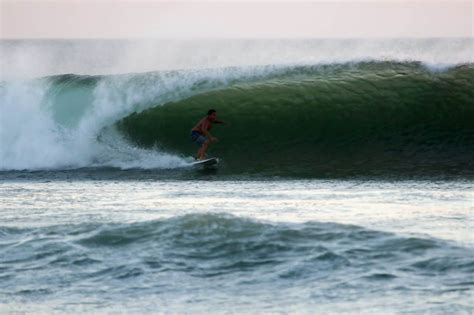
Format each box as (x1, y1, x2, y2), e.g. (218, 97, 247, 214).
(191, 116, 212, 134)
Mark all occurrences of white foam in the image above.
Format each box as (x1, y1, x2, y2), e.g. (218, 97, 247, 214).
(0, 80, 84, 170)
(0, 75, 193, 171)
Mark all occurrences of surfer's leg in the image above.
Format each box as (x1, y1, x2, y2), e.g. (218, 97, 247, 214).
(196, 146, 205, 159)
(192, 133, 209, 160)
(198, 139, 211, 160)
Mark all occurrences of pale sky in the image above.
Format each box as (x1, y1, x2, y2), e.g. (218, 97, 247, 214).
(1, 0, 472, 39)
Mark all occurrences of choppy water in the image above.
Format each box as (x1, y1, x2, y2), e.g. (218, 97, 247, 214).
(1, 178, 473, 314)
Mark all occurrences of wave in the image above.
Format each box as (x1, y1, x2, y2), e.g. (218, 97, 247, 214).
(118, 62, 474, 177)
(1, 213, 472, 296)
(2, 212, 472, 313)
(1, 60, 473, 176)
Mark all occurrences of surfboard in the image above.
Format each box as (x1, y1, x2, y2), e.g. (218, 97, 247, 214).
(190, 157, 219, 168)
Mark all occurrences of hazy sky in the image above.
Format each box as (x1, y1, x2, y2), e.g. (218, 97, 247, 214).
(1, 0, 472, 39)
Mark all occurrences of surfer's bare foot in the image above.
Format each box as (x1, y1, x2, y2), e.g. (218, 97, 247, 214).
(197, 153, 208, 160)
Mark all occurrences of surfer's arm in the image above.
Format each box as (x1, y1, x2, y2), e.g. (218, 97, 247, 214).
(202, 129, 218, 142)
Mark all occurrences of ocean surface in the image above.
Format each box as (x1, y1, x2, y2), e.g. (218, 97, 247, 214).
(1, 39, 473, 314)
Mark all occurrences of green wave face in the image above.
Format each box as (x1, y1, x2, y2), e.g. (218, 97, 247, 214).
(117, 62, 474, 177)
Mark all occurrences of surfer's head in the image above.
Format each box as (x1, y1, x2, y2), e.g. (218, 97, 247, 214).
(208, 109, 217, 121)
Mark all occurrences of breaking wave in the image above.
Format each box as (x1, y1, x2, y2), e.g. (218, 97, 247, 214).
(1, 45, 473, 177)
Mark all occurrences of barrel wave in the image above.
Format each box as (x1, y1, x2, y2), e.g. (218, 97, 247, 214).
(1, 59, 473, 177)
(118, 62, 474, 177)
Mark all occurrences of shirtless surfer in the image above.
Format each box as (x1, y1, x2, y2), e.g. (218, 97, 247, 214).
(190, 109, 225, 160)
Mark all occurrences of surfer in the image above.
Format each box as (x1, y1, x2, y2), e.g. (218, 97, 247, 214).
(190, 109, 225, 160)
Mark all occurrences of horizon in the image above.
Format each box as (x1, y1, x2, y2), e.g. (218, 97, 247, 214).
(1, 36, 473, 40)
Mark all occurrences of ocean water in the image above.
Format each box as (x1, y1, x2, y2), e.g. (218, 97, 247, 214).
(0, 39, 473, 314)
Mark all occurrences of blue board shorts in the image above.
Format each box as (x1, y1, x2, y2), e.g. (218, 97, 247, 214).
(190, 131, 207, 147)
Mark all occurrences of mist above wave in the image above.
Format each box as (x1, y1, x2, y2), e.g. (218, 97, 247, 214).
(1, 38, 472, 80)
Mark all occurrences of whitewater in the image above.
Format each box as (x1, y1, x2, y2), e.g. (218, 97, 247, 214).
(1, 39, 473, 314)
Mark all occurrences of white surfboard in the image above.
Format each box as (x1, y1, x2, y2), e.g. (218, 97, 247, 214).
(190, 157, 219, 168)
